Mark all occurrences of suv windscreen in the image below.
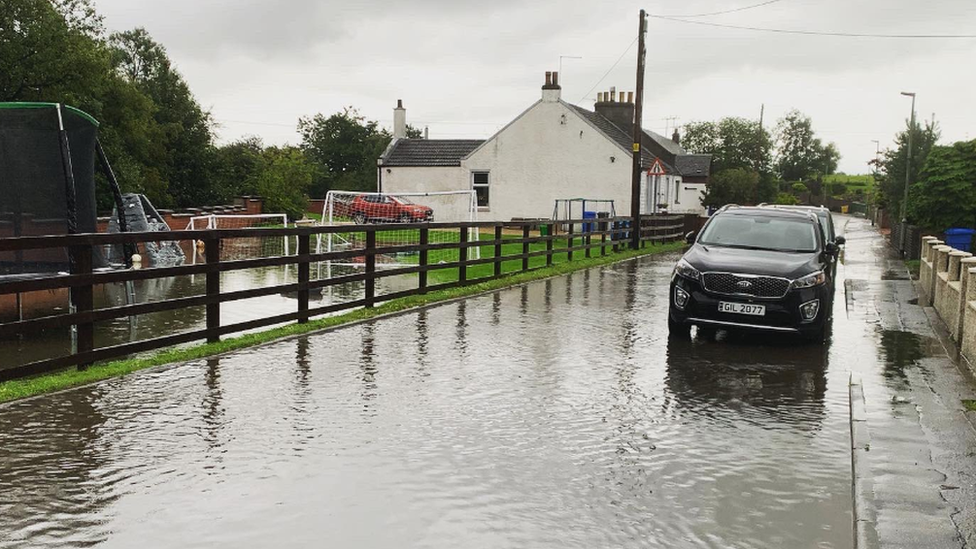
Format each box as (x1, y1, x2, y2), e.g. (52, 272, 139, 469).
(699, 215, 820, 253)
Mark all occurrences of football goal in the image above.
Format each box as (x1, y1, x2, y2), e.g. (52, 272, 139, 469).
(317, 191, 480, 267)
(185, 214, 291, 264)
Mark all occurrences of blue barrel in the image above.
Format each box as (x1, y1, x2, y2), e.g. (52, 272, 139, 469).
(583, 211, 596, 233)
(944, 228, 976, 252)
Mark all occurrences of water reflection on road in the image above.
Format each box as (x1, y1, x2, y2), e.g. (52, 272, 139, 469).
(0, 242, 859, 548)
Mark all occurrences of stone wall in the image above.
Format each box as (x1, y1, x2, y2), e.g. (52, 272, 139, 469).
(919, 236, 976, 365)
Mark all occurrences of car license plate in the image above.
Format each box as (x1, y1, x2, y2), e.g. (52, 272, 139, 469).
(719, 302, 766, 316)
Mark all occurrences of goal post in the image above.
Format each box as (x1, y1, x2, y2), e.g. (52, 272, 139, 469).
(185, 214, 291, 264)
(317, 190, 480, 267)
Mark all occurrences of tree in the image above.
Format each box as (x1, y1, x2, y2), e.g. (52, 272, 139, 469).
(701, 168, 759, 208)
(248, 147, 314, 221)
(682, 117, 772, 174)
(0, 0, 108, 103)
(906, 139, 976, 230)
(774, 110, 839, 181)
(877, 118, 940, 218)
(110, 28, 217, 208)
(211, 137, 265, 199)
(299, 107, 392, 197)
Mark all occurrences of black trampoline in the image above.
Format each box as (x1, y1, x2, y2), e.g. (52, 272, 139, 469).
(0, 102, 129, 275)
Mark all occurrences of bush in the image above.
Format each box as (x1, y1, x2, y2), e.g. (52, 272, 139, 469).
(791, 182, 809, 194)
(830, 182, 848, 196)
(907, 139, 976, 229)
(701, 168, 759, 208)
(249, 147, 315, 221)
(775, 192, 800, 205)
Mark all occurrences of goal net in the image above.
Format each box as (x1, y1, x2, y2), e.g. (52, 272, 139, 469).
(317, 191, 480, 267)
(185, 214, 291, 264)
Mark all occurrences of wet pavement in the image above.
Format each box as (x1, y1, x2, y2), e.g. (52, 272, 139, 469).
(1, 215, 974, 548)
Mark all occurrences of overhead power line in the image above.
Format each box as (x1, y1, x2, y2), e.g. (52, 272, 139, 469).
(653, 0, 786, 19)
(647, 15, 976, 39)
(579, 36, 639, 103)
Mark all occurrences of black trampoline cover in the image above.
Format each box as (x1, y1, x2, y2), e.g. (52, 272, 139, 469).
(0, 103, 102, 274)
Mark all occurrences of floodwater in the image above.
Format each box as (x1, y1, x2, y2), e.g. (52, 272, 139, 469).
(1, 260, 413, 370)
(0, 226, 866, 548)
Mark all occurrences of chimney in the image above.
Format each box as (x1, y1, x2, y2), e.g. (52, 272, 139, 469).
(594, 86, 635, 133)
(393, 99, 406, 139)
(424, 126, 429, 139)
(542, 70, 561, 102)
(672, 129, 681, 145)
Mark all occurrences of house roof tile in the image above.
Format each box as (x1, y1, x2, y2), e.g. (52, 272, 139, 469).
(382, 139, 485, 167)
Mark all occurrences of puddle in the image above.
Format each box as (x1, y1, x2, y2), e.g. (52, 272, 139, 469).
(879, 330, 942, 383)
(881, 270, 910, 281)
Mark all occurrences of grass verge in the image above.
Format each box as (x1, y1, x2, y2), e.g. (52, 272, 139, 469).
(905, 259, 921, 280)
(0, 241, 683, 405)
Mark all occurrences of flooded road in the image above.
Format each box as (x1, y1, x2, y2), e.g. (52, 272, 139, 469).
(0, 215, 941, 549)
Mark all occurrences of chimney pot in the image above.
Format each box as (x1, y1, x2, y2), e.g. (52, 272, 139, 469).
(397, 99, 403, 109)
(597, 92, 604, 102)
(552, 71, 559, 86)
(545, 71, 552, 86)
(627, 91, 634, 103)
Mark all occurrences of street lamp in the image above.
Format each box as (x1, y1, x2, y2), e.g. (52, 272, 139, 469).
(900, 92, 916, 224)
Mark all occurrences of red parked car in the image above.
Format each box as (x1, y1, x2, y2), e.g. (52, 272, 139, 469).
(348, 195, 434, 223)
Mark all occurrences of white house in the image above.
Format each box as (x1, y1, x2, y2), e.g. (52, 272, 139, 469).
(378, 72, 710, 221)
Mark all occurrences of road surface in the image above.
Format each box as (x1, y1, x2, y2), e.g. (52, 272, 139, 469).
(1, 215, 973, 548)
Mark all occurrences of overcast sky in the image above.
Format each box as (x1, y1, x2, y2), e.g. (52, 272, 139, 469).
(94, 0, 976, 174)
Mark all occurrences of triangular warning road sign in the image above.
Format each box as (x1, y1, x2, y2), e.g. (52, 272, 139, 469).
(646, 158, 667, 176)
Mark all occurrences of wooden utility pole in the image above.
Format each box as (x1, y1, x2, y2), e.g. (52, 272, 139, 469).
(630, 9, 647, 251)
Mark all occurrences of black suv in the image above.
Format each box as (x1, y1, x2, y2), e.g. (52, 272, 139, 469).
(669, 206, 839, 341)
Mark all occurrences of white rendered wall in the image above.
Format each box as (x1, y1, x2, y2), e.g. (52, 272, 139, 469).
(461, 100, 632, 221)
(380, 166, 468, 195)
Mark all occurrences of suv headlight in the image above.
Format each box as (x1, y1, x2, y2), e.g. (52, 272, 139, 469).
(793, 271, 826, 289)
(673, 259, 701, 281)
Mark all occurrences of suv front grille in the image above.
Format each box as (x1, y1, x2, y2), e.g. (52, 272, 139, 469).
(702, 272, 791, 298)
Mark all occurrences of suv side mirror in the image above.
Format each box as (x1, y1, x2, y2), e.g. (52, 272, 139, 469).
(824, 242, 840, 255)
(835, 236, 846, 246)
(685, 231, 697, 244)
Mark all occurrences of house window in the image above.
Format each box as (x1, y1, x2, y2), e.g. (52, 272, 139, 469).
(472, 172, 490, 208)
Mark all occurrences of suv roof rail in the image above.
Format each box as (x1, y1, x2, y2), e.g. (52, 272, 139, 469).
(716, 204, 739, 213)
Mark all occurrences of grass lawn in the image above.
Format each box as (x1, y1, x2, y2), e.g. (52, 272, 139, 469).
(825, 174, 876, 197)
(0, 239, 684, 404)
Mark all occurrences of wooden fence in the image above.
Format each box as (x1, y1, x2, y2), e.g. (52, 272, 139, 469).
(0, 215, 689, 381)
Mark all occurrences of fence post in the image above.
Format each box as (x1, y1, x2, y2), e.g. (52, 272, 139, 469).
(585, 225, 592, 258)
(567, 222, 574, 262)
(205, 236, 220, 343)
(69, 244, 94, 370)
(494, 225, 503, 278)
(365, 229, 376, 307)
(458, 226, 468, 284)
(297, 233, 310, 324)
(601, 225, 607, 257)
(522, 225, 530, 272)
(419, 227, 429, 292)
(613, 221, 619, 253)
(546, 223, 554, 267)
